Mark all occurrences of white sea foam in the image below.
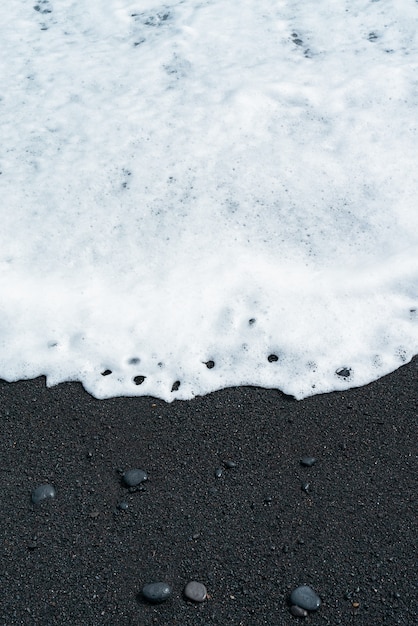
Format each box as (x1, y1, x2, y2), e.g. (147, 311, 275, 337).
(1, 0, 417, 401)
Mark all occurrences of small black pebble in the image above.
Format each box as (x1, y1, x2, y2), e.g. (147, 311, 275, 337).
(123, 468, 147, 487)
(290, 585, 321, 611)
(290, 604, 308, 617)
(31, 484, 56, 505)
(142, 582, 171, 603)
(184, 580, 207, 602)
(300, 456, 316, 467)
(336, 367, 351, 378)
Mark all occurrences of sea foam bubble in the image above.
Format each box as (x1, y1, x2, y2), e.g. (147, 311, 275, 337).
(0, 0, 417, 401)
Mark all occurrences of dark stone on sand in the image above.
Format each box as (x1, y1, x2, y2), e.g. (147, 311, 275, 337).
(184, 580, 207, 602)
(290, 604, 308, 617)
(224, 460, 237, 468)
(142, 581, 171, 603)
(123, 468, 147, 487)
(31, 483, 56, 505)
(214, 467, 223, 478)
(336, 367, 351, 378)
(300, 456, 316, 467)
(290, 585, 321, 611)
(117, 501, 129, 510)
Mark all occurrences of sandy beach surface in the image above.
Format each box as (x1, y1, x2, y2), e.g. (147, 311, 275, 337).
(1, 359, 416, 625)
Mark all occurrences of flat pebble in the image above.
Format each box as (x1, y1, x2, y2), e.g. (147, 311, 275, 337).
(336, 366, 351, 378)
(31, 484, 56, 505)
(142, 582, 171, 603)
(290, 585, 321, 611)
(300, 456, 316, 467)
(123, 468, 147, 487)
(184, 581, 207, 602)
(290, 604, 308, 617)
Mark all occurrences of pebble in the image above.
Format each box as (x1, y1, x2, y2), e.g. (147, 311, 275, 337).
(290, 604, 308, 617)
(214, 467, 223, 478)
(184, 580, 207, 602)
(300, 456, 316, 467)
(224, 460, 237, 469)
(31, 484, 56, 505)
(142, 582, 171, 603)
(123, 468, 147, 487)
(117, 501, 129, 510)
(290, 585, 321, 611)
(336, 366, 351, 378)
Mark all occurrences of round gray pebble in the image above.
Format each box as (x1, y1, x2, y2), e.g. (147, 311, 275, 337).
(184, 580, 207, 602)
(290, 604, 308, 617)
(31, 484, 56, 505)
(123, 468, 147, 487)
(300, 456, 317, 467)
(142, 582, 171, 603)
(290, 585, 321, 611)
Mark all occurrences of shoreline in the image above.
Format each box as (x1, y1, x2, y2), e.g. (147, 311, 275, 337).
(1, 358, 416, 624)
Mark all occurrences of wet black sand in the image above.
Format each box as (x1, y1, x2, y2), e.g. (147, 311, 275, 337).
(1, 360, 417, 625)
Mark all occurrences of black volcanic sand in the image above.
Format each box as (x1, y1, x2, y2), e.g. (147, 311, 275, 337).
(1, 360, 417, 625)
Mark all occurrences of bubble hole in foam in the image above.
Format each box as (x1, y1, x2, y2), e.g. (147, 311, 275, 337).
(1, 0, 417, 402)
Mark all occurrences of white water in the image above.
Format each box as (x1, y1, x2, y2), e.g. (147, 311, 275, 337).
(1, 0, 417, 401)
